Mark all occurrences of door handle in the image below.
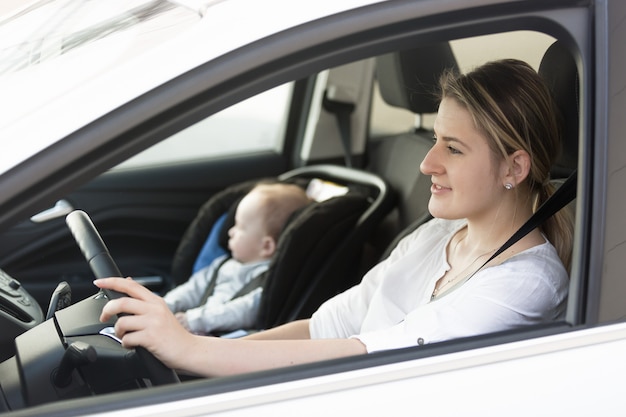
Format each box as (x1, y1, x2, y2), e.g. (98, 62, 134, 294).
(30, 200, 74, 223)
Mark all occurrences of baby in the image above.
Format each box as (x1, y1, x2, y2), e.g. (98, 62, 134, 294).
(163, 182, 310, 335)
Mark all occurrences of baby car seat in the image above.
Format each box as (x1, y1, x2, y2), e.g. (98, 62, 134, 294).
(170, 164, 395, 330)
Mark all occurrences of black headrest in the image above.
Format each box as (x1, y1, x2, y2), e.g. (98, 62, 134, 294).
(538, 41, 579, 177)
(256, 193, 369, 328)
(375, 42, 459, 114)
(170, 179, 261, 285)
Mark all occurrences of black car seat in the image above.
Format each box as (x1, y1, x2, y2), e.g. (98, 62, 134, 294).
(367, 42, 459, 258)
(538, 40, 579, 179)
(537, 40, 579, 274)
(170, 164, 395, 329)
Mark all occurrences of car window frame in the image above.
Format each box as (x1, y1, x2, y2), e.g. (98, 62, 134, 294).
(2, 1, 599, 415)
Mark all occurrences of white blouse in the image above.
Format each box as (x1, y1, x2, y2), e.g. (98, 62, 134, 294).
(309, 218, 569, 352)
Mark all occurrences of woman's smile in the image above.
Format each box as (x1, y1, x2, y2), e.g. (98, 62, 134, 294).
(430, 182, 451, 194)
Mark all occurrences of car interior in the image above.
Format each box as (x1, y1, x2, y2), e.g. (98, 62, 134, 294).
(170, 164, 396, 330)
(156, 36, 579, 337)
(0, 19, 583, 412)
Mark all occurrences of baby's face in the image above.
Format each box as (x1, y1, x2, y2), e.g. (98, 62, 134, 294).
(227, 191, 270, 263)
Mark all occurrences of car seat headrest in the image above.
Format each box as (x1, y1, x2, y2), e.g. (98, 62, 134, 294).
(538, 40, 579, 177)
(256, 192, 370, 328)
(171, 180, 260, 284)
(375, 42, 459, 114)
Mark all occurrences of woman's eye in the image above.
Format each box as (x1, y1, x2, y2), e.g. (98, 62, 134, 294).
(447, 146, 462, 155)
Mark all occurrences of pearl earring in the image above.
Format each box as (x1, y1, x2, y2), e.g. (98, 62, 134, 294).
(505, 183, 514, 190)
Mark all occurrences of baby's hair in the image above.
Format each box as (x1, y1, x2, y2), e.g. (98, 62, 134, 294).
(251, 182, 312, 240)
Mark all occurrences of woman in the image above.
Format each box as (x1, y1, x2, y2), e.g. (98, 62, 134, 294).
(96, 59, 572, 377)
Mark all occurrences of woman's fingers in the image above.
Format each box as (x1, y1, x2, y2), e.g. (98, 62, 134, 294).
(94, 277, 154, 300)
(114, 303, 193, 368)
(94, 277, 160, 322)
(99, 295, 158, 323)
(93, 276, 192, 368)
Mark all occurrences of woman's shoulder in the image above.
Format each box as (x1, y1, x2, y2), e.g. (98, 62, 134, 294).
(495, 241, 568, 286)
(507, 240, 563, 267)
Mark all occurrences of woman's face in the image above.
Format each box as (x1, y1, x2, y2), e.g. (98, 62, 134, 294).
(420, 97, 506, 223)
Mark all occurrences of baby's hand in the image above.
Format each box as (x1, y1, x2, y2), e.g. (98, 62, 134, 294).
(174, 312, 191, 331)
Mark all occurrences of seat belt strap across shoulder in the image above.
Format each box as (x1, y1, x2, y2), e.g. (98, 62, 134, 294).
(477, 169, 577, 273)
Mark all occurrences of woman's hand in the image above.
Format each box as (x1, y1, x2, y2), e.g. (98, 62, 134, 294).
(94, 277, 195, 370)
(94, 277, 367, 378)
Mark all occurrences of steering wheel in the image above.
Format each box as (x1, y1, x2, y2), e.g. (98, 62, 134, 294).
(65, 210, 180, 386)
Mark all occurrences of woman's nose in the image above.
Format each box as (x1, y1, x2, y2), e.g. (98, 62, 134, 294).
(420, 144, 441, 176)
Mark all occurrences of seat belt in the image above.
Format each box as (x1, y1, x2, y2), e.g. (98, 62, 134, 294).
(230, 270, 268, 300)
(323, 90, 355, 168)
(198, 255, 232, 305)
(475, 169, 577, 274)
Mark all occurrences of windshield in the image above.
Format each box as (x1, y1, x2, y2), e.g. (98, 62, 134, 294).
(0, 0, 203, 88)
(0, 0, 384, 176)
(0, 0, 211, 174)
(0, 0, 213, 75)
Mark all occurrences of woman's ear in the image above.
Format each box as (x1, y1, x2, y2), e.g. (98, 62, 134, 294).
(502, 149, 531, 188)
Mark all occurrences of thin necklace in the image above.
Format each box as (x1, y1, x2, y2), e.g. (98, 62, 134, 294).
(431, 245, 497, 300)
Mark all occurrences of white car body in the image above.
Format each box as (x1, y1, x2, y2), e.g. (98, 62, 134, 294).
(100, 322, 626, 416)
(0, 0, 625, 415)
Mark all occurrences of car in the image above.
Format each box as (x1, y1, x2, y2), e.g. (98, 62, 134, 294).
(0, 0, 625, 415)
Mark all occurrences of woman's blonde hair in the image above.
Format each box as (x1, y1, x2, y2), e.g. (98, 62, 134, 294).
(439, 59, 574, 271)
